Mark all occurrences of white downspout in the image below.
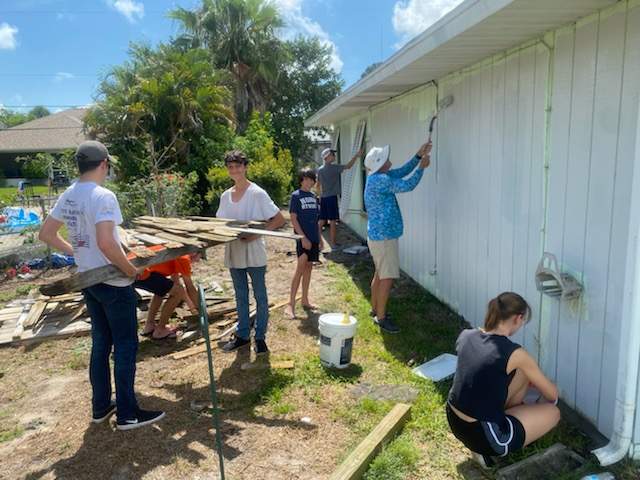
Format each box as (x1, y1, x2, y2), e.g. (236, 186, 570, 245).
(592, 89, 640, 466)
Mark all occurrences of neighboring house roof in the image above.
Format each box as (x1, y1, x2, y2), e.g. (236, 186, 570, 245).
(0, 108, 89, 154)
(306, 0, 616, 126)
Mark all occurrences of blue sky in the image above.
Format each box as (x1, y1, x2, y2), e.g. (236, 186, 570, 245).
(0, 0, 462, 113)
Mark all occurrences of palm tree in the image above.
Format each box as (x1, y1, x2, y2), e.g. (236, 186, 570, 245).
(169, 0, 286, 131)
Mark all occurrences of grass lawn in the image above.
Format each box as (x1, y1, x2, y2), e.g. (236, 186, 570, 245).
(259, 255, 640, 479)
(0, 185, 50, 205)
(0, 228, 637, 479)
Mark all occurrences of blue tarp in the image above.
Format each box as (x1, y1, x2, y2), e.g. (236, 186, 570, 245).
(0, 207, 41, 234)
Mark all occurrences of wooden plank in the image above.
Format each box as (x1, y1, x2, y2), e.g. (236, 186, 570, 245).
(39, 245, 201, 296)
(171, 324, 237, 360)
(240, 360, 294, 371)
(22, 301, 48, 329)
(187, 216, 266, 227)
(40, 292, 84, 303)
(329, 403, 412, 480)
(180, 304, 237, 323)
(131, 232, 169, 245)
(11, 305, 32, 341)
(146, 231, 206, 248)
(216, 226, 301, 240)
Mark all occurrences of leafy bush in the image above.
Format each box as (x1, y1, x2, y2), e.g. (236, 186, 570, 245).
(18, 153, 50, 178)
(206, 112, 293, 211)
(111, 171, 200, 222)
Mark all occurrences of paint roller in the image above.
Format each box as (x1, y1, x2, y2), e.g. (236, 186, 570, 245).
(427, 95, 454, 143)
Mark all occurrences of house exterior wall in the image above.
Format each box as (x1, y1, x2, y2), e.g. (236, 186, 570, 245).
(336, 0, 640, 440)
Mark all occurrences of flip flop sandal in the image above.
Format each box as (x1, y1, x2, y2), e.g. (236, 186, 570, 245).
(152, 330, 178, 340)
(140, 330, 155, 337)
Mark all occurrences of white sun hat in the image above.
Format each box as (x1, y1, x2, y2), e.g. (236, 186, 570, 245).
(364, 145, 390, 174)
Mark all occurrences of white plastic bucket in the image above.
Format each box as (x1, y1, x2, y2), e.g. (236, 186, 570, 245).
(318, 313, 357, 369)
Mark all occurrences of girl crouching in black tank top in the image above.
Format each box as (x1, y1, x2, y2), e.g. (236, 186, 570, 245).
(447, 292, 560, 467)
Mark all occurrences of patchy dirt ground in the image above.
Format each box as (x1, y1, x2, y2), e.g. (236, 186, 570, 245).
(0, 225, 379, 480)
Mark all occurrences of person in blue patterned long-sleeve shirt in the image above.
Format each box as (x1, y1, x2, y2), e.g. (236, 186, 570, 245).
(364, 141, 432, 333)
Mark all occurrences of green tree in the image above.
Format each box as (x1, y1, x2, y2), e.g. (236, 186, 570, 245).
(170, 0, 285, 131)
(207, 112, 292, 210)
(28, 106, 50, 119)
(0, 106, 50, 129)
(84, 43, 234, 181)
(270, 36, 343, 165)
(360, 62, 382, 79)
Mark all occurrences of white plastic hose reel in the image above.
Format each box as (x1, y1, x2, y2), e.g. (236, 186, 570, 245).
(535, 252, 583, 300)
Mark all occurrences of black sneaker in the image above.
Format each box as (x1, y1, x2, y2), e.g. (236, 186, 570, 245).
(92, 401, 116, 424)
(254, 339, 269, 356)
(221, 335, 250, 353)
(374, 315, 400, 334)
(369, 309, 376, 318)
(116, 409, 165, 431)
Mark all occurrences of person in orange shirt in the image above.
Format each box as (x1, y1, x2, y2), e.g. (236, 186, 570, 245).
(130, 250, 199, 339)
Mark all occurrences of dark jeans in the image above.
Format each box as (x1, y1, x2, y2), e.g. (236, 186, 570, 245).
(82, 283, 139, 421)
(230, 266, 269, 340)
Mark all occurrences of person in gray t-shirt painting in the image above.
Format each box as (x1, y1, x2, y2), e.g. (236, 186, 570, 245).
(316, 147, 362, 248)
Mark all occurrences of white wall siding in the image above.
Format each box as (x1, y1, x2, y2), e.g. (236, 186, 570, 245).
(367, 86, 438, 293)
(337, 0, 640, 439)
(436, 41, 549, 361)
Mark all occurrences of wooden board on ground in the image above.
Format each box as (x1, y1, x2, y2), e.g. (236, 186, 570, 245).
(329, 403, 412, 480)
(22, 301, 48, 329)
(0, 303, 91, 346)
(240, 360, 294, 371)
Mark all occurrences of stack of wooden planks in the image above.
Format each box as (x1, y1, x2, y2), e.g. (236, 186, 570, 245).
(0, 286, 237, 346)
(0, 291, 91, 346)
(40, 215, 300, 296)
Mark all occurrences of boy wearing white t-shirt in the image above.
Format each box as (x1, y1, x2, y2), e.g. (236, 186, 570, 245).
(39, 141, 164, 430)
(216, 150, 285, 355)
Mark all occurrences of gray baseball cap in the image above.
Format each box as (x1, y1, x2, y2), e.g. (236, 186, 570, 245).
(74, 140, 116, 166)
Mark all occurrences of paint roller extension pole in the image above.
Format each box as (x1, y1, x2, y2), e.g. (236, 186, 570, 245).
(427, 95, 454, 142)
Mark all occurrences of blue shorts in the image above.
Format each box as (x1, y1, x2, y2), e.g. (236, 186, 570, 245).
(320, 195, 339, 221)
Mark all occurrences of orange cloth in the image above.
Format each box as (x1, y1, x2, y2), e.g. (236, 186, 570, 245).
(128, 245, 192, 281)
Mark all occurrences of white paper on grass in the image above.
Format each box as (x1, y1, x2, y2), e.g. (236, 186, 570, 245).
(343, 245, 368, 255)
(412, 353, 457, 382)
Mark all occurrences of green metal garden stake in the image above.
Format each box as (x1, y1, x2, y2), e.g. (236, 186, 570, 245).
(197, 284, 226, 480)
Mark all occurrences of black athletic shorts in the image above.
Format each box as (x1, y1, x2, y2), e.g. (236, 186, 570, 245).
(446, 403, 526, 457)
(296, 240, 320, 262)
(134, 272, 174, 297)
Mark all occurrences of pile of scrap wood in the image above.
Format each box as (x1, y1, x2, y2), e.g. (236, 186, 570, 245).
(0, 291, 91, 346)
(0, 283, 237, 346)
(40, 215, 300, 296)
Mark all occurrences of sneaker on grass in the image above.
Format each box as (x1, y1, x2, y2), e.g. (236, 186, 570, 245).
(221, 335, 250, 353)
(254, 339, 269, 356)
(374, 315, 400, 334)
(92, 401, 116, 424)
(116, 409, 165, 431)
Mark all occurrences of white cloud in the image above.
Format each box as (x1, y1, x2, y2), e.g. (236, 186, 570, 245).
(0, 23, 18, 50)
(107, 0, 145, 23)
(53, 72, 75, 83)
(392, 0, 463, 48)
(272, 0, 343, 73)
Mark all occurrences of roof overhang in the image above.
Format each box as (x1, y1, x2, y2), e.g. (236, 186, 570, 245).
(305, 0, 616, 126)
